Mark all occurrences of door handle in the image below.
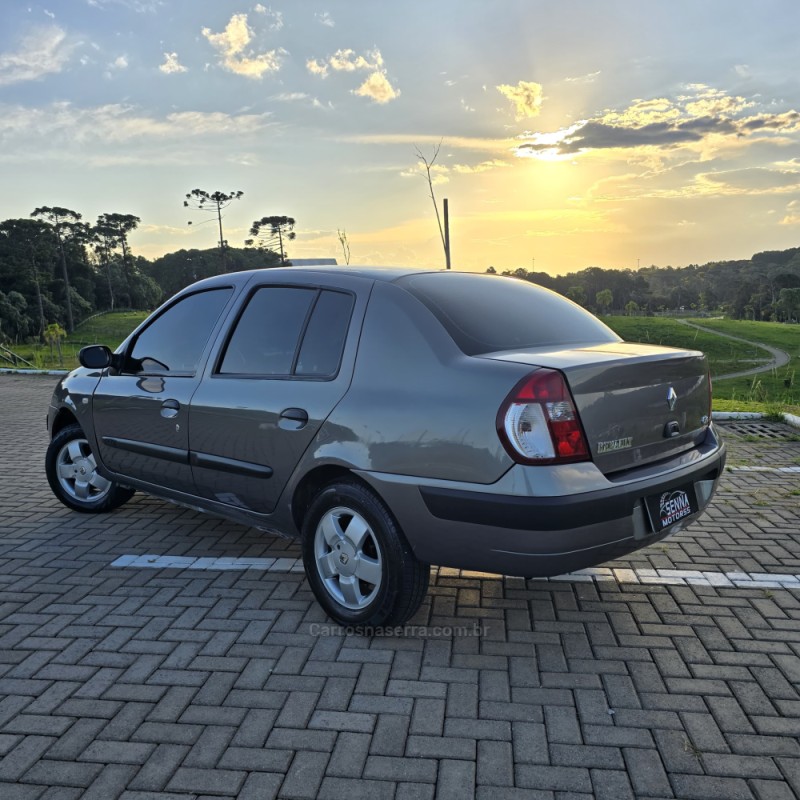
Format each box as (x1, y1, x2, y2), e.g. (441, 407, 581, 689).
(161, 399, 180, 419)
(279, 407, 308, 430)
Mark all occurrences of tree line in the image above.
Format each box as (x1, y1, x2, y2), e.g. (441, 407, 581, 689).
(1, 193, 798, 346)
(488, 247, 800, 322)
(0, 190, 296, 344)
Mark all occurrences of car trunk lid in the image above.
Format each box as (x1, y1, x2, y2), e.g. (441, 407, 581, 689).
(482, 341, 711, 475)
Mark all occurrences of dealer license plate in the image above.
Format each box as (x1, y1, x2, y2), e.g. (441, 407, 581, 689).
(645, 483, 698, 533)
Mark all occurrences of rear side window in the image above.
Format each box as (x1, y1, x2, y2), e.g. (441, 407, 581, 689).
(296, 291, 354, 376)
(218, 287, 353, 377)
(399, 273, 619, 355)
(128, 288, 233, 374)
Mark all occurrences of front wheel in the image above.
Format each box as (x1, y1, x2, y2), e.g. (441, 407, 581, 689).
(46, 423, 135, 513)
(302, 479, 429, 629)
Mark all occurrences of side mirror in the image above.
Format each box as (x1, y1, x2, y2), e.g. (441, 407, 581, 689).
(79, 344, 113, 370)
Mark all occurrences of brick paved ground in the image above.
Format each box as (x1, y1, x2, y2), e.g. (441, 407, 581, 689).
(1, 373, 799, 800)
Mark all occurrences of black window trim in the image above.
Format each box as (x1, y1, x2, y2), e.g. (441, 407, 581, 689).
(121, 286, 235, 378)
(213, 283, 355, 381)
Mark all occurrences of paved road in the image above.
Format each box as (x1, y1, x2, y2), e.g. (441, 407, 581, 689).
(677, 320, 792, 381)
(1, 374, 799, 800)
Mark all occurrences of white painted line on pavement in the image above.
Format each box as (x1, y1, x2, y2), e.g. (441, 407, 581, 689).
(728, 466, 800, 473)
(110, 555, 800, 589)
(111, 554, 305, 573)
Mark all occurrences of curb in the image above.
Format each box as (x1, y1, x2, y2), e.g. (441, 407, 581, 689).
(0, 367, 69, 376)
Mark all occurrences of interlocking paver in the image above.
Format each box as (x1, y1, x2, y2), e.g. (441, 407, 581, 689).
(2, 378, 800, 797)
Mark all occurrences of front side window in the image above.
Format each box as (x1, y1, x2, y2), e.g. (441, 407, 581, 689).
(128, 288, 233, 375)
(218, 286, 354, 377)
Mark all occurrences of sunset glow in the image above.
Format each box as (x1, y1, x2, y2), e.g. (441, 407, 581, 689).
(0, 1, 798, 274)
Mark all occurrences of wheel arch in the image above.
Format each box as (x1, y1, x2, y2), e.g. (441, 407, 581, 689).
(291, 465, 376, 533)
(50, 407, 79, 439)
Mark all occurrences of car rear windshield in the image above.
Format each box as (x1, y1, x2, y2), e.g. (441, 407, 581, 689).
(398, 272, 620, 356)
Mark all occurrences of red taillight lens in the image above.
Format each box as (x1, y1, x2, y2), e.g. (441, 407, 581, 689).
(497, 368, 590, 465)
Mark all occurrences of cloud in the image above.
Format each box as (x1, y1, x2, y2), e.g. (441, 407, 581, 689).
(564, 70, 601, 84)
(86, 0, 162, 10)
(202, 12, 285, 79)
(315, 11, 335, 27)
(329, 48, 383, 72)
(700, 167, 800, 192)
(306, 58, 328, 77)
(109, 55, 128, 70)
(253, 4, 283, 31)
(308, 47, 398, 104)
(780, 199, 800, 225)
(515, 87, 800, 159)
(345, 132, 517, 154)
(0, 25, 76, 86)
(0, 102, 273, 146)
(353, 71, 398, 104)
(401, 162, 449, 185)
(496, 80, 543, 120)
(452, 159, 511, 174)
(159, 52, 187, 74)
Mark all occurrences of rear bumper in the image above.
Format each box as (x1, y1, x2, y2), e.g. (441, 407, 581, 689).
(359, 429, 726, 577)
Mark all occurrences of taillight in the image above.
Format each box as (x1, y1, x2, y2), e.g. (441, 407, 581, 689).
(497, 368, 590, 465)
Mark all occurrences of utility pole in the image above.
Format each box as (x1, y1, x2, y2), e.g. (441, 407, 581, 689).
(443, 198, 451, 269)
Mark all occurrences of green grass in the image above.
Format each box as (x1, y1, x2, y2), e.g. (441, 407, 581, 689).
(605, 316, 800, 413)
(682, 318, 799, 411)
(4, 311, 148, 371)
(605, 317, 768, 376)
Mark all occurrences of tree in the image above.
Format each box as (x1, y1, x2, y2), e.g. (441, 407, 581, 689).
(337, 228, 351, 266)
(246, 216, 296, 265)
(30, 206, 83, 332)
(595, 288, 613, 313)
(0, 218, 54, 338)
(778, 287, 800, 322)
(97, 213, 140, 290)
(414, 141, 449, 268)
(625, 300, 639, 316)
(184, 189, 243, 269)
(44, 322, 66, 366)
(566, 285, 587, 307)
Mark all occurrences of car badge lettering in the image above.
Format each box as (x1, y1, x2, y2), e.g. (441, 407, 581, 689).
(667, 387, 678, 411)
(597, 437, 633, 454)
(658, 489, 692, 527)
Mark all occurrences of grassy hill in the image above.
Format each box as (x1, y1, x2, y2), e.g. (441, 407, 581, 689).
(605, 316, 798, 412)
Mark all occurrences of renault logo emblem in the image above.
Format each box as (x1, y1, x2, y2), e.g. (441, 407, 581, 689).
(667, 387, 678, 411)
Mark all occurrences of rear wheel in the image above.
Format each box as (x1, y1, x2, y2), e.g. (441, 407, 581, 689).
(302, 479, 429, 629)
(46, 423, 135, 513)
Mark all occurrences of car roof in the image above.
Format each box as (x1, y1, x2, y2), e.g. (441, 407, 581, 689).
(192, 265, 445, 287)
(182, 266, 512, 296)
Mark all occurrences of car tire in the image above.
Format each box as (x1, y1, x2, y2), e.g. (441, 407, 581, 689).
(46, 423, 135, 513)
(302, 479, 429, 629)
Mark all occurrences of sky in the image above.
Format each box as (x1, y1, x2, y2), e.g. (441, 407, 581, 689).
(1, 0, 799, 275)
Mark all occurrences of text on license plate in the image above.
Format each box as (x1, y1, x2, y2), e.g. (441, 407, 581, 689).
(645, 483, 698, 532)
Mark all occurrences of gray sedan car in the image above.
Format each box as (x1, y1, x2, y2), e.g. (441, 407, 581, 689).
(46, 267, 726, 627)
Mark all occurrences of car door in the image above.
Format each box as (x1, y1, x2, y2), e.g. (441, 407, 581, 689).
(188, 281, 360, 514)
(91, 287, 234, 494)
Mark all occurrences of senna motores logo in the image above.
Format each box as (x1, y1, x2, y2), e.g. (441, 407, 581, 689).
(658, 489, 692, 528)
